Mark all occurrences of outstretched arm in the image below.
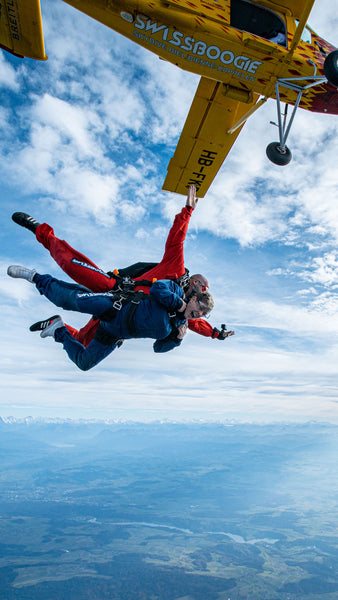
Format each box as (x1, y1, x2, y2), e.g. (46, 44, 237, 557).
(188, 319, 235, 339)
(212, 324, 235, 340)
(161, 186, 198, 267)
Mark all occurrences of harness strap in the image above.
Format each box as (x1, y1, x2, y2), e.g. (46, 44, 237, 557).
(107, 267, 191, 292)
(176, 269, 190, 291)
(95, 290, 150, 337)
(92, 291, 133, 322)
(107, 262, 158, 280)
(125, 291, 148, 337)
(94, 325, 123, 347)
(129, 269, 190, 290)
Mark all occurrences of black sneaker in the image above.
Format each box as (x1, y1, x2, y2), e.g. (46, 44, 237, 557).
(30, 315, 61, 333)
(12, 212, 40, 233)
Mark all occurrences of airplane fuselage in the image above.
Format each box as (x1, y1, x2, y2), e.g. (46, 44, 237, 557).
(63, 0, 338, 114)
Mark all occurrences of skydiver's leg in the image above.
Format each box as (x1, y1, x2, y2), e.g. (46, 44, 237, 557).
(11, 217, 114, 348)
(65, 323, 80, 337)
(34, 274, 117, 315)
(35, 225, 112, 345)
(12, 214, 115, 341)
(12, 213, 116, 291)
(64, 318, 100, 346)
(35, 223, 116, 292)
(54, 327, 117, 371)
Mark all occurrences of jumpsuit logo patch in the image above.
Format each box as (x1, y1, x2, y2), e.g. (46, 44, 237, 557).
(71, 258, 111, 278)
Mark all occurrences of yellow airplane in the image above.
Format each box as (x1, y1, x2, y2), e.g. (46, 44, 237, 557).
(1, 0, 337, 197)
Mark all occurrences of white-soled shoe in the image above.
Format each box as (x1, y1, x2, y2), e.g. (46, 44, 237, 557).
(30, 315, 64, 338)
(7, 265, 37, 283)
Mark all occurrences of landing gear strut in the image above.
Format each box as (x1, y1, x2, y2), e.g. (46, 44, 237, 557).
(266, 63, 327, 166)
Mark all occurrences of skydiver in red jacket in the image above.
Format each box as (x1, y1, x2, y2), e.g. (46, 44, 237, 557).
(12, 185, 234, 345)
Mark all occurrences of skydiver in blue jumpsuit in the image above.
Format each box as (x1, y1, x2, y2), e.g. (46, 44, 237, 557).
(7, 265, 214, 371)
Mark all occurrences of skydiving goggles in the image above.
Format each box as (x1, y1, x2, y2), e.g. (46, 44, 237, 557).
(196, 279, 209, 292)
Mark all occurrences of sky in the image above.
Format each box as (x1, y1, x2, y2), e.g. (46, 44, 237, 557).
(1, 0, 338, 423)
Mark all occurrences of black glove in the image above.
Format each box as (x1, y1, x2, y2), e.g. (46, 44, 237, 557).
(213, 324, 235, 340)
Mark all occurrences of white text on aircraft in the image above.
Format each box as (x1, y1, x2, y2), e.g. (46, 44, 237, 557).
(131, 14, 262, 75)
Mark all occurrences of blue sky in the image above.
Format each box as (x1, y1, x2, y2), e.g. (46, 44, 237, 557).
(1, 0, 338, 422)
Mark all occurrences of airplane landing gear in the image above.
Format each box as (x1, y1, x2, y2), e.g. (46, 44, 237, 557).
(266, 65, 327, 166)
(324, 50, 338, 87)
(266, 142, 292, 166)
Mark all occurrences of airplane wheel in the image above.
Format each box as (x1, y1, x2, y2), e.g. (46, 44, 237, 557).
(266, 142, 292, 166)
(324, 50, 338, 86)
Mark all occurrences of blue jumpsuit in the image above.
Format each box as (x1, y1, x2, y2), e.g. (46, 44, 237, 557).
(34, 275, 186, 370)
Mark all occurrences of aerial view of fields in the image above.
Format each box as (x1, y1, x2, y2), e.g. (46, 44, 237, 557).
(1, 419, 338, 599)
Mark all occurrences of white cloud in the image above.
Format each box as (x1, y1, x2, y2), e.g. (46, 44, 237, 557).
(31, 94, 102, 156)
(228, 292, 338, 335)
(299, 253, 338, 287)
(0, 52, 19, 90)
(266, 252, 338, 291)
(54, 167, 120, 222)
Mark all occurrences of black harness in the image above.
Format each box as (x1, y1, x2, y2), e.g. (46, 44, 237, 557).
(106, 262, 190, 294)
(94, 289, 180, 345)
(95, 291, 147, 335)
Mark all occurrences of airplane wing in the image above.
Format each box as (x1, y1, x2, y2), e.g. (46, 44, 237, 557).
(162, 76, 261, 197)
(0, 0, 47, 60)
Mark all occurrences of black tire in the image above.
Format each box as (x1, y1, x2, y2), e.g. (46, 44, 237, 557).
(266, 142, 292, 166)
(324, 50, 338, 87)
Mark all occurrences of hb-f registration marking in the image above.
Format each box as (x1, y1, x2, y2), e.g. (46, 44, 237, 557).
(187, 150, 218, 190)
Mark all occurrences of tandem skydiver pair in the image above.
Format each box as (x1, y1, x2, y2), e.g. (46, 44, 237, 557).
(8, 185, 234, 371)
